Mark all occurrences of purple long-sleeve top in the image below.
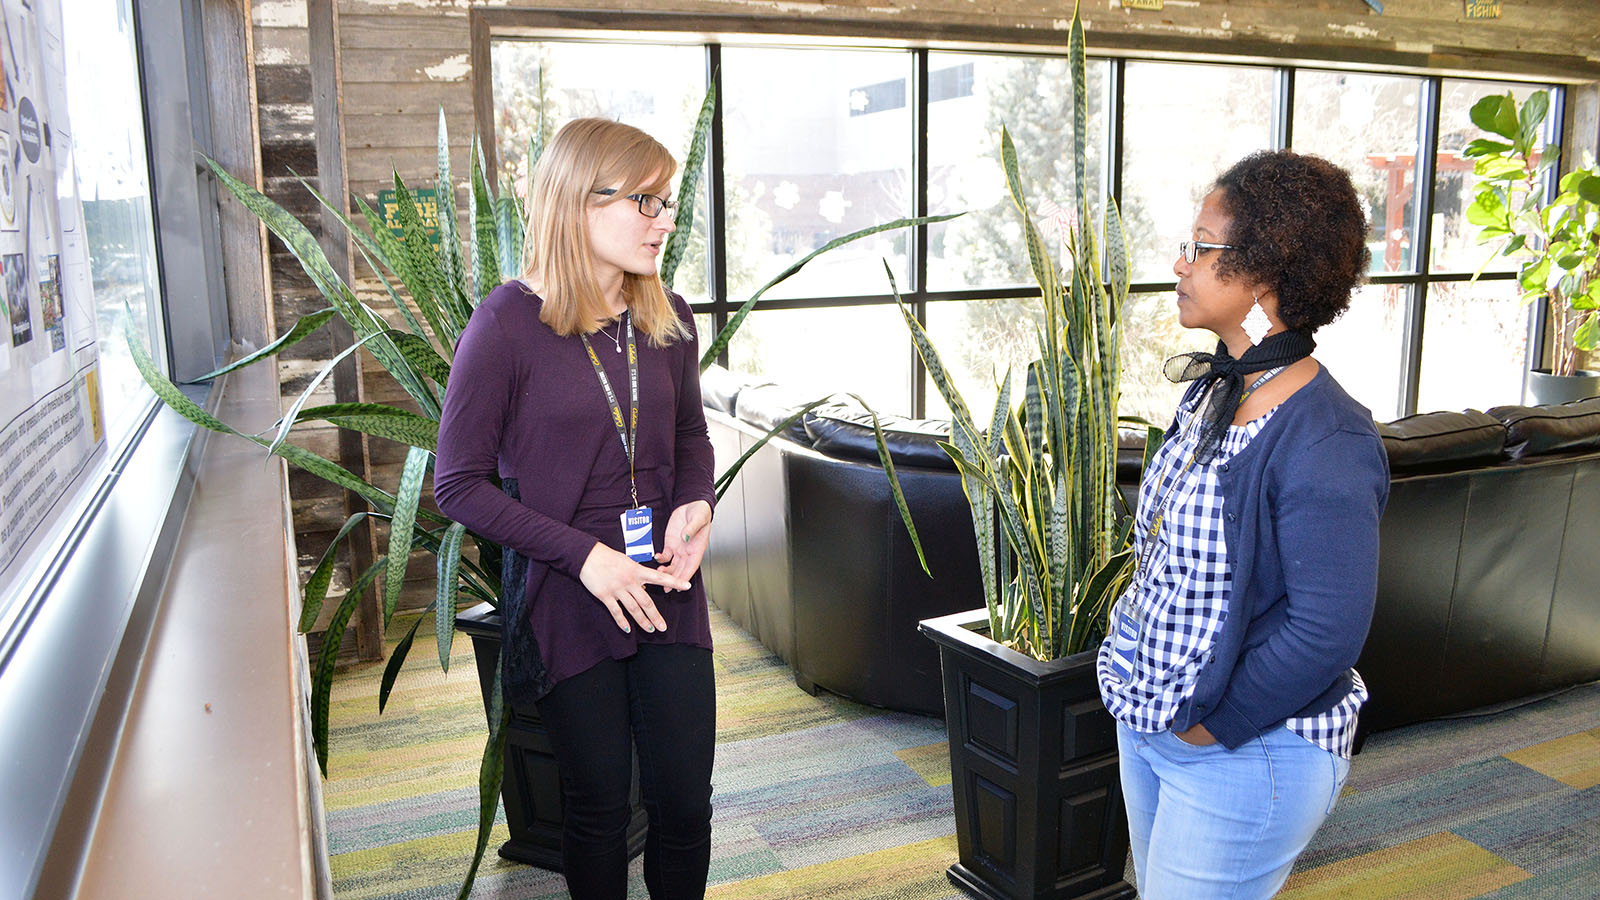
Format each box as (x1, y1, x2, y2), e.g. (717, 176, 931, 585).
(434, 281, 717, 687)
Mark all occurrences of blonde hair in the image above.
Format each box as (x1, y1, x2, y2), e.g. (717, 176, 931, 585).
(520, 118, 689, 347)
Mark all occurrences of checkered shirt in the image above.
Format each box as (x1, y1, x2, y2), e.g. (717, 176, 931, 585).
(1096, 394, 1367, 758)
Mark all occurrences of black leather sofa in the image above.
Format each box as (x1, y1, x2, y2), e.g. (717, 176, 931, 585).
(699, 365, 1600, 733)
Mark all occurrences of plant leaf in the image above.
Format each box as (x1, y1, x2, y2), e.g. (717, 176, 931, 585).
(310, 555, 385, 776)
(436, 521, 467, 671)
(291, 171, 428, 338)
(847, 393, 930, 576)
(1466, 190, 1507, 227)
(1577, 174, 1600, 205)
(469, 135, 501, 303)
(662, 79, 717, 290)
(436, 109, 468, 314)
(496, 191, 524, 282)
(1518, 90, 1550, 145)
(883, 263, 986, 453)
(713, 395, 837, 497)
(698, 213, 962, 372)
(299, 511, 373, 632)
(378, 606, 430, 714)
(356, 191, 452, 351)
(392, 175, 456, 347)
(384, 446, 432, 628)
(1574, 311, 1599, 350)
(387, 329, 452, 388)
(295, 402, 441, 452)
(1462, 138, 1513, 158)
(1469, 93, 1517, 139)
(188, 308, 337, 383)
(265, 331, 384, 460)
(458, 667, 509, 900)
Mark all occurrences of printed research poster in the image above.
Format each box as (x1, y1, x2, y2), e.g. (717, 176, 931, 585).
(0, 0, 104, 590)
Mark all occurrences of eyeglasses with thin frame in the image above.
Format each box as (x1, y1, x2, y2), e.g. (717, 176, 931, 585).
(592, 188, 677, 219)
(1178, 240, 1240, 264)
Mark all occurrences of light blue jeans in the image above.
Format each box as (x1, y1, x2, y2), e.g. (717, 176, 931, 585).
(1117, 721, 1350, 900)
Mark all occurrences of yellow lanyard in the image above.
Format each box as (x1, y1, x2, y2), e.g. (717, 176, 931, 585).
(579, 313, 640, 509)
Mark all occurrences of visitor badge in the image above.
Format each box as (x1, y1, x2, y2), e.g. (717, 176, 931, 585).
(621, 506, 654, 562)
(1108, 607, 1139, 682)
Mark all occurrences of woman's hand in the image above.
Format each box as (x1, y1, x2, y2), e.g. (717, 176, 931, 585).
(578, 542, 689, 634)
(1174, 722, 1217, 746)
(655, 500, 712, 584)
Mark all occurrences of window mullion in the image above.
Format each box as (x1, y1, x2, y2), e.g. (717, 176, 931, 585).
(912, 48, 929, 417)
(1275, 67, 1295, 149)
(1399, 76, 1443, 417)
(706, 43, 730, 366)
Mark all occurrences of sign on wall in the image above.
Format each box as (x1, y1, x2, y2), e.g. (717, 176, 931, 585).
(377, 186, 441, 249)
(0, 0, 104, 588)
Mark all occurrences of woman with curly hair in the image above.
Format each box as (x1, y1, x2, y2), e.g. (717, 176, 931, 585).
(1096, 150, 1390, 899)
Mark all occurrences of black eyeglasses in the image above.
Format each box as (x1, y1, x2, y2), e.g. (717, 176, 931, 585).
(592, 188, 676, 219)
(1178, 240, 1240, 264)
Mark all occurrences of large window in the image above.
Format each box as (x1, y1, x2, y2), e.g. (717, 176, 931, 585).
(64, 0, 165, 449)
(488, 33, 1556, 425)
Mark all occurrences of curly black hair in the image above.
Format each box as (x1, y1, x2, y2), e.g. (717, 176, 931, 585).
(1210, 150, 1370, 333)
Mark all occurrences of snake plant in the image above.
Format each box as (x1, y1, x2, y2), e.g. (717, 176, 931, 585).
(880, 1, 1158, 660)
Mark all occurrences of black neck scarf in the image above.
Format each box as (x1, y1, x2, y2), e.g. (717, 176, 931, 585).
(1163, 329, 1316, 464)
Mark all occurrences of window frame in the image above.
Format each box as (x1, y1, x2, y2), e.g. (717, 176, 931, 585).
(474, 9, 1575, 421)
(0, 0, 240, 894)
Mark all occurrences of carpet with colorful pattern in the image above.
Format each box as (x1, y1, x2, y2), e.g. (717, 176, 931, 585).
(324, 604, 1600, 899)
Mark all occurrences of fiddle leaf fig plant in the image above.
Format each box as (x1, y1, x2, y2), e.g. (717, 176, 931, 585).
(1465, 90, 1600, 377)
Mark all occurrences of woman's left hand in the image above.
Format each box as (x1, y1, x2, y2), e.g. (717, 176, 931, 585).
(1174, 722, 1218, 746)
(655, 500, 712, 587)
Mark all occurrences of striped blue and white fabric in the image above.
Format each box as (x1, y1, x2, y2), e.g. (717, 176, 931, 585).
(1096, 392, 1365, 758)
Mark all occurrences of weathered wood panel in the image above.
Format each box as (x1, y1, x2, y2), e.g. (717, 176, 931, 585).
(344, 111, 477, 149)
(342, 14, 472, 49)
(256, 63, 313, 104)
(344, 81, 475, 115)
(203, 0, 272, 350)
(340, 47, 471, 83)
(254, 24, 309, 65)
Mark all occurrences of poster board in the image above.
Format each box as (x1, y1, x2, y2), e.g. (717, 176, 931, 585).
(0, 0, 105, 591)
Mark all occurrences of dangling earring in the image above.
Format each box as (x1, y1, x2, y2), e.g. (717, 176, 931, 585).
(1241, 293, 1272, 346)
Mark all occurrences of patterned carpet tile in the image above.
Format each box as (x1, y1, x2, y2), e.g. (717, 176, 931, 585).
(1504, 727, 1600, 790)
(704, 836, 962, 900)
(1279, 832, 1531, 900)
(1346, 686, 1600, 791)
(896, 742, 953, 788)
(332, 822, 514, 900)
(1455, 785, 1600, 876)
(1299, 756, 1570, 868)
(1474, 852, 1600, 900)
(326, 787, 505, 855)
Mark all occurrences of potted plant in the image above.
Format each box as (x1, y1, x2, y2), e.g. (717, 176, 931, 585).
(876, 4, 1149, 897)
(1465, 89, 1600, 404)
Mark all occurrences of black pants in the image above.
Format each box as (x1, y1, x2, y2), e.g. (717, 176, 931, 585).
(535, 642, 716, 899)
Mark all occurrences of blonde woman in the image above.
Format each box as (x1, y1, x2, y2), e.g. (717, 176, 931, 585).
(435, 118, 716, 899)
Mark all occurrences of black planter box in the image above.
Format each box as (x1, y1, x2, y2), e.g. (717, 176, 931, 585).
(455, 602, 647, 870)
(920, 609, 1134, 900)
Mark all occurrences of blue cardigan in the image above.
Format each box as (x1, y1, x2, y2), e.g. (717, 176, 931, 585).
(1166, 366, 1390, 749)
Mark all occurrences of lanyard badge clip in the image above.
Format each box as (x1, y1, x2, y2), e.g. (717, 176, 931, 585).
(582, 314, 655, 562)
